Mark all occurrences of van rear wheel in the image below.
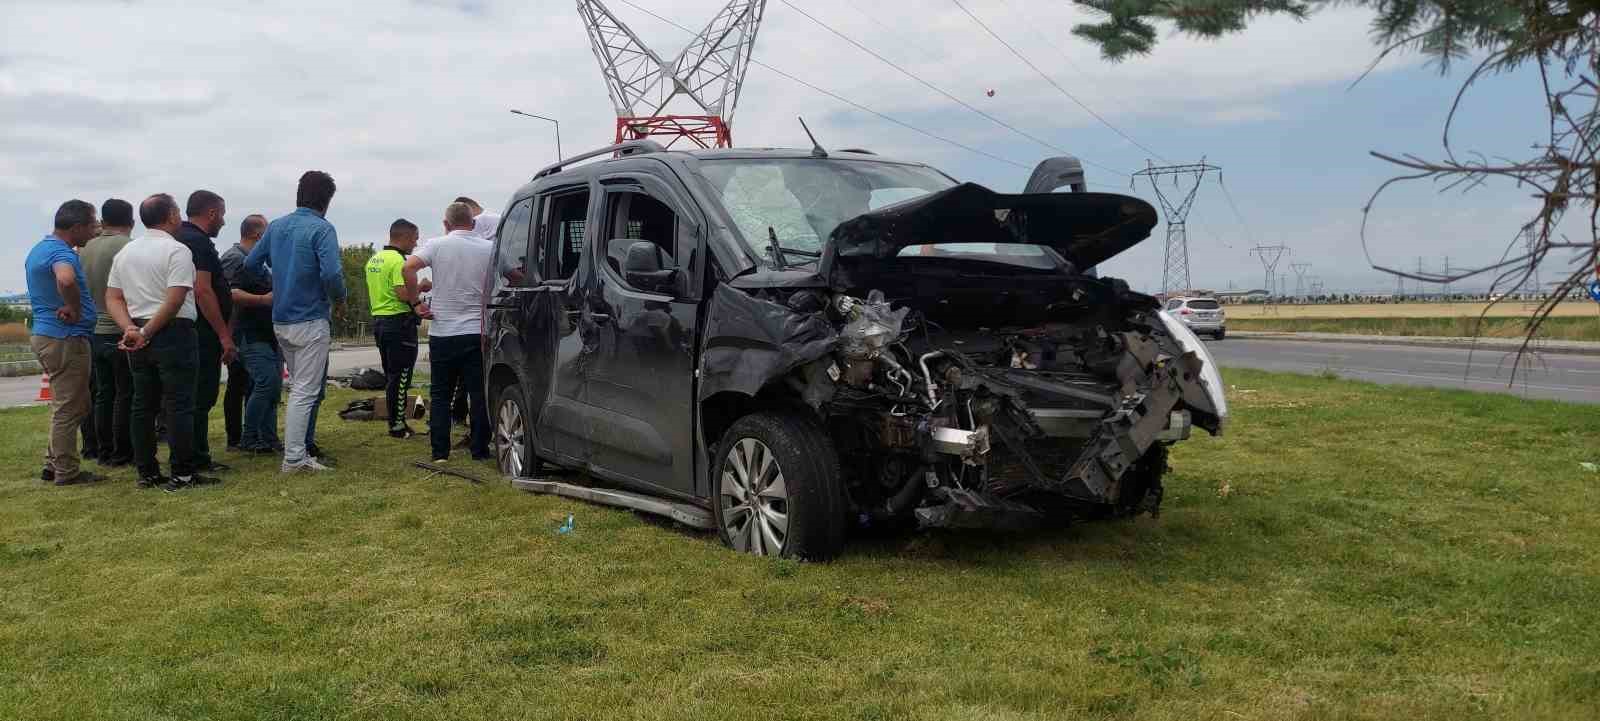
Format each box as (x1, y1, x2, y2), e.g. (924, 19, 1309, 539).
(711, 411, 845, 561)
(491, 380, 535, 478)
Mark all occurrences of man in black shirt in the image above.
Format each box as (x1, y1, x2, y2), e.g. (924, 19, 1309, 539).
(221, 214, 280, 453)
(175, 190, 238, 474)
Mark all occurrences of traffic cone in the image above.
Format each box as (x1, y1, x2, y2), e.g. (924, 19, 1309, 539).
(37, 372, 52, 402)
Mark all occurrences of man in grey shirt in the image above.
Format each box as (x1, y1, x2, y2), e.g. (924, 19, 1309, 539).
(78, 198, 135, 466)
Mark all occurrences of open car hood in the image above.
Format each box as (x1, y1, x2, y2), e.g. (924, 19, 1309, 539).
(817, 182, 1157, 283)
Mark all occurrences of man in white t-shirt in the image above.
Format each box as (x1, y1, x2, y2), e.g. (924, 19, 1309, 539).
(454, 196, 500, 241)
(403, 201, 494, 463)
(104, 193, 219, 491)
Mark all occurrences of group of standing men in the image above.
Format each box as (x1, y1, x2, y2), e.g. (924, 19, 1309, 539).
(27, 175, 502, 488)
(26, 171, 347, 489)
(367, 198, 497, 463)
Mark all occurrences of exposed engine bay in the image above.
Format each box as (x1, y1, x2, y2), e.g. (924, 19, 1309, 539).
(762, 276, 1226, 531)
(698, 180, 1228, 532)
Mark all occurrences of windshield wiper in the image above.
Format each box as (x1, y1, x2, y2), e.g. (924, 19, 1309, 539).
(766, 226, 821, 269)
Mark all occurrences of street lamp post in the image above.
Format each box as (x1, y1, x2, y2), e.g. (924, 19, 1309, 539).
(509, 109, 562, 161)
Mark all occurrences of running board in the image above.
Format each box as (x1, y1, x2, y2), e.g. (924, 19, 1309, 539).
(511, 478, 715, 530)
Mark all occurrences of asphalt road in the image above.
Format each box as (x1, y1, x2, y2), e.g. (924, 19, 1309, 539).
(1207, 337, 1600, 404)
(0, 346, 387, 409)
(4, 339, 1598, 408)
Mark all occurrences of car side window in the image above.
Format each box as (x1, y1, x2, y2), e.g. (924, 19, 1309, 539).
(602, 190, 679, 284)
(543, 190, 591, 281)
(492, 198, 536, 291)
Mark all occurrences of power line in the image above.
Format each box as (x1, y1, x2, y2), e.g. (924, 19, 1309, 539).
(614, 0, 1032, 170)
(775, 0, 1129, 177)
(1216, 173, 1257, 246)
(949, 0, 1169, 164)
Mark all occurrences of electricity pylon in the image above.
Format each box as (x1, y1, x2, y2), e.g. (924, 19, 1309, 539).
(1250, 244, 1288, 313)
(578, 0, 767, 148)
(1133, 160, 1220, 296)
(1291, 262, 1311, 301)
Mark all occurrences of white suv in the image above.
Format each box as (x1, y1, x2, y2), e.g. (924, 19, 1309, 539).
(1165, 296, 1226, 340)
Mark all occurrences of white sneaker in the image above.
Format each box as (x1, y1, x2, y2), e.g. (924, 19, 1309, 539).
(281, 458, 333, 473)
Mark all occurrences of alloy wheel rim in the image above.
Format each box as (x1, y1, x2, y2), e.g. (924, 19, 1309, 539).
(496, 398, 525, 477)
(719, 438, 789, 555)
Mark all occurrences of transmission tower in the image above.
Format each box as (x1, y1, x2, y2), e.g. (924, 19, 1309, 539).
(1250, 244, 1288, 313)
(1133, 160, 1220, 296)
(1519, 225, 1544, 303)
(1291, 262, 1311, 301)
(578, 0, 767, 148)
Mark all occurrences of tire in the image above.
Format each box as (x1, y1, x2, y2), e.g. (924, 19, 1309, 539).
(491, 379, 536, 478)
(1213, 328, 1226, 340)
(710, 411, 846, 561)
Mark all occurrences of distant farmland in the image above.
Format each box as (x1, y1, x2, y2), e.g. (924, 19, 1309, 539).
(1226, 301, 1599, 320)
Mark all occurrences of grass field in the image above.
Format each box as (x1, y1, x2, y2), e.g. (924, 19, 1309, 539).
(1229, 315, 1600, 342)
(1225, 302, 1600, 320)
(3, 371, 1599, 720)
(1223, 302, 1600, 342)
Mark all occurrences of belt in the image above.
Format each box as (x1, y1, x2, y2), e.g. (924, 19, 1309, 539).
(133, 318, 195, 328)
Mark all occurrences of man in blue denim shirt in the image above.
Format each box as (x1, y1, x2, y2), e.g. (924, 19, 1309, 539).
(244, 171, 347, 472)
(26, 199, 104, 485)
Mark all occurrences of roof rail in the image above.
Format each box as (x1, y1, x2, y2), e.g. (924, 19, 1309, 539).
(533, 140, 666, 180)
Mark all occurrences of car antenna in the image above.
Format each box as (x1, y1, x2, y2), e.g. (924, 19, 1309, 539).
(798, 117, 828, 158)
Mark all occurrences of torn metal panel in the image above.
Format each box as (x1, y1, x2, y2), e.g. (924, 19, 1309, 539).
(697, 284, 837, 400)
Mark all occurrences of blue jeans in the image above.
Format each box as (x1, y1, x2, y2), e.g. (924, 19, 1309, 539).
(237, 330, 282, 450)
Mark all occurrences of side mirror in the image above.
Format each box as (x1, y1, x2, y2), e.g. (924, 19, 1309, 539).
(620, 240, 677, 294)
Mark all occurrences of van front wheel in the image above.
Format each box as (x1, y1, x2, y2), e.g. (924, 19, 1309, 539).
(710, 411, 845, 561)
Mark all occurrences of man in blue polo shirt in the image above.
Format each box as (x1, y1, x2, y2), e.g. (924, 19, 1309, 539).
(26, 199, 104, 486)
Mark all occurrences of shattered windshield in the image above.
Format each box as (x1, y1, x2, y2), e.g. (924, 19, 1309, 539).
(700, 158, 956, 266)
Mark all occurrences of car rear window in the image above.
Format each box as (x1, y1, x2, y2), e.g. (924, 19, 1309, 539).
(1186, 299, 1221, 310)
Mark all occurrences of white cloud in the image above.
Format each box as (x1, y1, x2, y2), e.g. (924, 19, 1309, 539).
(0, 0, 1438, 292)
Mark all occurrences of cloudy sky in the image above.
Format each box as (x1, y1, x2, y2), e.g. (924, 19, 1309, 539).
(0, 0, 1560, 295)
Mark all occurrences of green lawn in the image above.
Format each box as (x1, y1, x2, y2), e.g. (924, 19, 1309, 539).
(2, 369, 1598, 720)
(1230, 315, 1600, 342)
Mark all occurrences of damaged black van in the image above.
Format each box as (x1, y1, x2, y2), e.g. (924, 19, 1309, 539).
(483, 141, 1228, 560)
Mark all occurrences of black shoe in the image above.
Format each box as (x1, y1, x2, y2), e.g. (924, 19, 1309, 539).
(161, 477, 191, 493)
(137, 474, 168, 490)
(201, 461, 232, 473)
(55, 471, 107, 486)
(83, 449, 99, 461)
(102, 457, 132, 468)
(388, 425, 416, 439)
(41, 467, 54, 482)
(307, 444, 334, 465)
(243, 445, 278, 456)
(189, 474, 222, 486)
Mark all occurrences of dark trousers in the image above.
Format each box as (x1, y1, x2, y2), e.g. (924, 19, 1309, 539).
(223, 350, 250, 448)
(374, 315, 419, 430)
(81, 363, 98, 456)
(193, 325, 223, 468)
(452, 383, 468, 424)
(428, 334, 488, 460)
(90, 333, 133, 462)
(130, 320, 198, 479)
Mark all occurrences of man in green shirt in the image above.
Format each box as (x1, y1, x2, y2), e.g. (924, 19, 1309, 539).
(78, 198, 135, 466)
(366, 219, 426, 438)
